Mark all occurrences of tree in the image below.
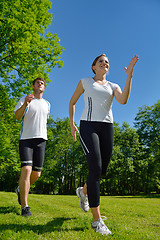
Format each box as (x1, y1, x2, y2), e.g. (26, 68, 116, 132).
(0, 84, 20, 191)
(47, 117, 86, 195)
(0, 0, 64, 97)
(134, 101, 160, 193)
(103, 122, 142, 195)
(33, 117, 87, 195)
(134, 101, 160, 152)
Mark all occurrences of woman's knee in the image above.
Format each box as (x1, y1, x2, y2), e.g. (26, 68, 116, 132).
(89, 166, 102, 180)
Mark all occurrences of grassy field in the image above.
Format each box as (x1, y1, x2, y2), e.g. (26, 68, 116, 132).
(0, 192, 160, 240)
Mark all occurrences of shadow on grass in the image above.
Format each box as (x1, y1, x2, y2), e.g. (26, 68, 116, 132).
(109, 194, 160, 199)
(0, 217, 85, 233)
(0, 206, 20, 215)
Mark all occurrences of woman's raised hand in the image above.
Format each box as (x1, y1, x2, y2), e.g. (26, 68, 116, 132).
(124, 55, 139, 75)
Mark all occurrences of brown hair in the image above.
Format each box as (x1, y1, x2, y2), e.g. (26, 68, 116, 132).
(92, 54, 108, 74)
(32, 77, 45, 86)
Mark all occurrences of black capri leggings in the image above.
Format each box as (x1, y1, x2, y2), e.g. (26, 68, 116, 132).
(79, 120, 114, 208)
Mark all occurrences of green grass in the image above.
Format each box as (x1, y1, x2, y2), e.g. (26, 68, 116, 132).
(0, 192, 160, 240)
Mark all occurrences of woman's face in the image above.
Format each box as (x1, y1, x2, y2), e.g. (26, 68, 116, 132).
(92, 56, 109, 74)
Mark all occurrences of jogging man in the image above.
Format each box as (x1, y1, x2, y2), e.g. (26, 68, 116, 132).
(14, 77, 50, 216)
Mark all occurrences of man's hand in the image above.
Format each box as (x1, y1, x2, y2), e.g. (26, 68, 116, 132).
(25, 94, 34, 105)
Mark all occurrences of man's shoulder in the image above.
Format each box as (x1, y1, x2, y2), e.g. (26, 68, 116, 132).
(18, 96, 26, 102)
(42, 98, 50, 103)
(14, 96, 26, 112)
(42, 98, 50, 107)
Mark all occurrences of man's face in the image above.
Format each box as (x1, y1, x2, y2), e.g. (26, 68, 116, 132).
(33, 80, 45, 93)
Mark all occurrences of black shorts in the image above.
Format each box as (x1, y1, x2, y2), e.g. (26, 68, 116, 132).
(19, 138, 46, 172)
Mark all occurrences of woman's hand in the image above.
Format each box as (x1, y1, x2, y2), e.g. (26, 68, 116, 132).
(71, 124, 79, 141)
(124, 55, 139, 75)
(114, 54, 139, 105)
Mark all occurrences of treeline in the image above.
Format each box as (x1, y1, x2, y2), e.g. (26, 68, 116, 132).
(0, 84, 160, 195)
(1, 0, 159, 196)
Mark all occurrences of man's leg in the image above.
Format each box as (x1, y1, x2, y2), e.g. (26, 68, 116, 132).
(18, 139, 33, 208)
(30, 171, 41, 185)
(19, 166, 32, 208)
(31, 138, 45, 184)
(19, 169, 41, 207)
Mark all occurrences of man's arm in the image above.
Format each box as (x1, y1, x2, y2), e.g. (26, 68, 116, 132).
(15, 102, 28, 121)
(15, 94, 34, 121)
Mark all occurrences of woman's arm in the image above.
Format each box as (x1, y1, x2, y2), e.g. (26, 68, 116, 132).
(114, 55, 139, 105)
(69, 80, 84, 141)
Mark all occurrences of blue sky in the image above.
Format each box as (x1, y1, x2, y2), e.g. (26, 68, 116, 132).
(43, 0, 160, 127)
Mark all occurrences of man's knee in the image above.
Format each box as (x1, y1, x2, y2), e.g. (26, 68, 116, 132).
(21, 166, 32, 178)
(36, 171, 41, 179)
(32, 171, 41, 180)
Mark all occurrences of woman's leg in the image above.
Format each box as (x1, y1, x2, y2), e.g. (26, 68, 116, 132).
(79, 121, 102, 213)
(79, 121, 113, 235)
(99, 123, 114, 176)
(82, 183, 101, 222)
(82, 183, 87, 195)
(91, 206, 101, 223)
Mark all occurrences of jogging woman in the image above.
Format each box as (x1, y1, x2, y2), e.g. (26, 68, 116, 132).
(69, 54, 139, 235)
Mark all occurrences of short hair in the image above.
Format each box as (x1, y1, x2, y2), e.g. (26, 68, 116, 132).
(32, 77, 45, 86)
(92, 54, 108, 74)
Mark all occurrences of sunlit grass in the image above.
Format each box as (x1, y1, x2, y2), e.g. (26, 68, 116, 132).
(0, 192, 160, 239)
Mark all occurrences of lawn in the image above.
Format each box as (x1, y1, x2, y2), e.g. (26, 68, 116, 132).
(0, 192, 160, 240)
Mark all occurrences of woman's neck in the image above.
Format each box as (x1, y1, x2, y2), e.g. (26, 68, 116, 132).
(93, 73, 106, 82)
(93, 74, 106, 83)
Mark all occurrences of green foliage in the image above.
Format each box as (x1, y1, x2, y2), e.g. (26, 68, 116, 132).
(0, 192, 160, 239)
(34, 117, 87, 195)
(134, 101, 160, 152)
(0, 0, 64, 97)
(104, 122, 142, 195)
(0, 84, 20, 191)
(0, 85, 159, 196)
(134, 101, 160, 193)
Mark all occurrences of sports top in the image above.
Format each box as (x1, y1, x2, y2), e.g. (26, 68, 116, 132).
(14, 96, 50, 140)
(80, 77, 119, 123)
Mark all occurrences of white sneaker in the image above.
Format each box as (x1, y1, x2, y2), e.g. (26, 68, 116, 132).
(76, 187, 89, 212)
(91, 216, 111, 235)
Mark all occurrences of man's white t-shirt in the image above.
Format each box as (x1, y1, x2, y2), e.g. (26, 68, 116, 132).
(14, 97, 50, 140)
(80, 77, 119, 123)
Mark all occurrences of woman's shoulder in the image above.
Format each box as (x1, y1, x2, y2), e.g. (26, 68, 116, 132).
(81, 77, 92, 82)
(81, 77, 93, 87)
(107, 80, 119, 90)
